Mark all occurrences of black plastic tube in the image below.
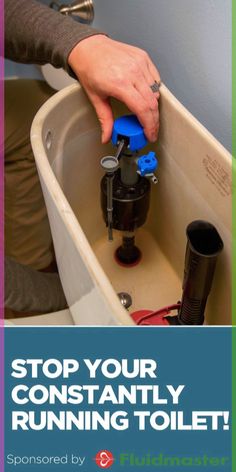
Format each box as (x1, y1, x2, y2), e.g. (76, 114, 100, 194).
(178, 220, 224, 325)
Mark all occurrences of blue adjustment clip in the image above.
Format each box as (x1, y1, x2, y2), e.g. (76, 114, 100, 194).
(112, 115, 147, 152)
(137, 152, 158, 176)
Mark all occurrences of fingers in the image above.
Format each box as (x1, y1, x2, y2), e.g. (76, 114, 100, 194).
(113, 85, 159, 142)
(134, 70, 159, 112)
(147, 57, 161, 91)
(141, 67, 161, 101)
(133, 67, 159, 133)
(90, 95, 114, 143)
(124, 52, 161, 141)
(69, 36, 162, 144)
(133, 77, 159, 141)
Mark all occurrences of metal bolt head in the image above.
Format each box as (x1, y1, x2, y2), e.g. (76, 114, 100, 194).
(118, 292, 133, 309)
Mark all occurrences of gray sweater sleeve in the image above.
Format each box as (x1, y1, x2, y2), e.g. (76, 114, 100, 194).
(5, 0, 106, 73)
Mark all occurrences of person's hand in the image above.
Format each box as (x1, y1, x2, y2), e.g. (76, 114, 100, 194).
(68, 35, 161, 144)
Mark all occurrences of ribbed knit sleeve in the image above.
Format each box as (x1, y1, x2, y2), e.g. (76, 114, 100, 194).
(5, 0, 106, 72)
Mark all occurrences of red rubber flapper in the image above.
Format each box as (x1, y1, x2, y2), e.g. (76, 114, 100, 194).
(131, 303, 181, 325)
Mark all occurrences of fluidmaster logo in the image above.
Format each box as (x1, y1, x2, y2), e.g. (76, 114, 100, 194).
(93, 452, 230, 468)
(118, 453, 230, 468)
(95, 451, 114, 468)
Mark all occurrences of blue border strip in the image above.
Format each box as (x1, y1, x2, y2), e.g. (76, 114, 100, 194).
(0, 0, 4, 470)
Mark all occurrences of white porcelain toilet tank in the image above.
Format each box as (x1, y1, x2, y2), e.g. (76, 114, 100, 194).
(30, 83, 232, 326)
(40, 64, 76, 90)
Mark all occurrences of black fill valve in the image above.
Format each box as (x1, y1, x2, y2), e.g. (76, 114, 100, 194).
(100, 115, 158, 265)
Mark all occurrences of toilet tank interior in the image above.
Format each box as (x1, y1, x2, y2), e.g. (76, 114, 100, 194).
(40, 85, 231, 325)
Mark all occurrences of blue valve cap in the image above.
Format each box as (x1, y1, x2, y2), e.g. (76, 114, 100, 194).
(137, 152, 158, 176)
(112, 115, 147, 152)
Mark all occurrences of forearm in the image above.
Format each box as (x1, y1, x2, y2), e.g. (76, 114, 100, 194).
(5, 0, 105, 73)
(5, 0, 160, 147)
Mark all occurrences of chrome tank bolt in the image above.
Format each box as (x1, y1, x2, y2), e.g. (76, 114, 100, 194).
(117, 292, 133, 310)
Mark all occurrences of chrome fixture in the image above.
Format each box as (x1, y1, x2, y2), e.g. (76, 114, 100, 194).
(117, 292, 133, 310)
(50, 0, 94, 24)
